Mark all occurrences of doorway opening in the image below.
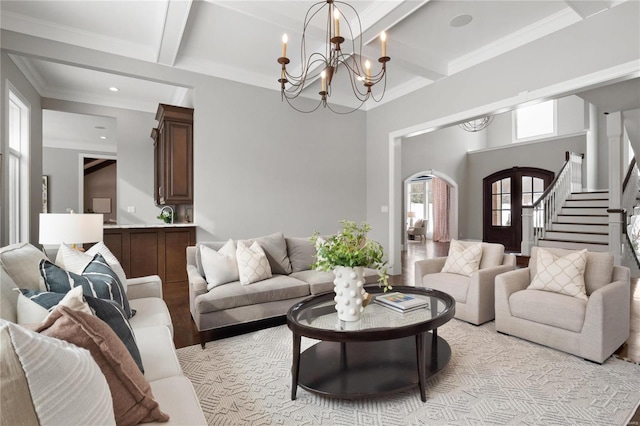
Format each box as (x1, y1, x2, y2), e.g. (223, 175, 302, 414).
(403, 170, 458, 249)
(80, 154, 117, 224)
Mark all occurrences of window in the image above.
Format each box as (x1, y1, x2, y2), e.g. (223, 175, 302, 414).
(514, 100, 556, 141)
(409, 182, 425, 222)
(521, 176, 545, 206)
(491, 178, 511, 226)
(7, 85, 30, 244)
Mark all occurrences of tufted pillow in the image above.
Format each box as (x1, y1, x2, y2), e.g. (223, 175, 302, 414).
(40, 254, 134, 318)
(236, 240, 272, 285)
(201, 239, 239, 290)
(441, 239, 483, 276)
(528, 248, 588, 300)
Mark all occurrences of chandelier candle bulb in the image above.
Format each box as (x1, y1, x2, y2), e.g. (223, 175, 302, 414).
(334, 9, 340, 37)
(381, 31, 387, 57)
(282, 34, 287, 58)
(321, 70, 327, 92)
(365, 60, 371, 81)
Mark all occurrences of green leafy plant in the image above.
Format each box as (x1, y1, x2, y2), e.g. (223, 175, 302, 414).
(157, 210, 175, 223)
(311, 220, 391, 292)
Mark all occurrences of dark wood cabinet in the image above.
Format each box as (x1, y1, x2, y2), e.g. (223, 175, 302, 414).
(154, 104, 193, 205)
(102, 226, 196, 291)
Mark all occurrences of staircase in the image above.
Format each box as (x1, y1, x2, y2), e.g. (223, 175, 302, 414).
(537, 191, 610, 252)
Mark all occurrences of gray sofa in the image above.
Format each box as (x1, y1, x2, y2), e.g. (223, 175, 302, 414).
(0, 242, 206, 425)
(187, 232, 380, 347)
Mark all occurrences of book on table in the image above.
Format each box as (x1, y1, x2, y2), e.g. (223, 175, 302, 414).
(375, 292, 429, 313)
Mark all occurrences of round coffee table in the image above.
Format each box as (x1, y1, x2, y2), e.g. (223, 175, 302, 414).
(286, 285, 455, 402)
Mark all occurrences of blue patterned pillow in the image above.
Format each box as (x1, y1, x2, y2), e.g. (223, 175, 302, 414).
(39, 253, 134, 318)
(18, 289, 144, 373)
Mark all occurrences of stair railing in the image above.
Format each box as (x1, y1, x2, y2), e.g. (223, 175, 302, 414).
(521, 151, 583, 255)
(622, 158, 640, 268)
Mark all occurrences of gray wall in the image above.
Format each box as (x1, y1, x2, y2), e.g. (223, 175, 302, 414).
(466, 134, 587, 239)
(1, 51, 43, 246)
(42, 147, 83, 214)
(365, 2, 639, 273)
(41, 99, 158, 225)
(2, 32, 367, 244)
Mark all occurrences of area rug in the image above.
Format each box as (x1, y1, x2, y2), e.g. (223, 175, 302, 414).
(176, 320, 640, 425)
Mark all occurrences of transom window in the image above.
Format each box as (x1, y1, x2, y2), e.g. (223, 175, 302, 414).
(513, 100, 556, 141)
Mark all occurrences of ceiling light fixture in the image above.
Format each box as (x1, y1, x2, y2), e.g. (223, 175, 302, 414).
(458, 116, 494, 132)
(277, 0, 390, 114)
(109, 87, 119, 92)
(100, 136, 107, 140)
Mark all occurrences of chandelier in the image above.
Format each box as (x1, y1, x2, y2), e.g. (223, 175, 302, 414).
(458, 116, 494, 132)
(277, 0, 390, 114)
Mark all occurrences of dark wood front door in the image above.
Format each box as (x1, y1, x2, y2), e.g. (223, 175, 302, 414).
(483, 167, 554, 252)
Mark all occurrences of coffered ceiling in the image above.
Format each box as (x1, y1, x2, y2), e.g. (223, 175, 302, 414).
(1, 0, 629, 113)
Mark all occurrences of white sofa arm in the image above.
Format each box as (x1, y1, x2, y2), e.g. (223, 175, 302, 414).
(187, 265, 207, 295)
(126, 275, 163, 300)
(414, 257, 446, 286)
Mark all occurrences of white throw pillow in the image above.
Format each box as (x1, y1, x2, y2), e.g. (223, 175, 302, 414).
(0, 319, 116, 426)
(16, 286, 93, 325)
(236, 240, 272, 285)
(528, 248, 588, 300)
(201, 239, 240, 290)
(441, 239, 483, 276)
(56, 242, 128, 292)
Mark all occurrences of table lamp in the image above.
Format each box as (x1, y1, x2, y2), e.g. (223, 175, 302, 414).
(407, 211, 416, 227)
(39, 213, 104, 249)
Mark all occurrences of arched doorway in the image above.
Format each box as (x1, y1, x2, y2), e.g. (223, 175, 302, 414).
(483, 167, 554, 251)
(403, 170, 458, 247)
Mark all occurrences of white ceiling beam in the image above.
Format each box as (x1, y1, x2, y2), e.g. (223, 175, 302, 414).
(156, 0, 194, 66)
(564, 0, 611, 19)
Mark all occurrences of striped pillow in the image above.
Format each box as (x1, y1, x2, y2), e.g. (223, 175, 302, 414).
(17, 288, 144, 373)
(40, 253, 134, 318)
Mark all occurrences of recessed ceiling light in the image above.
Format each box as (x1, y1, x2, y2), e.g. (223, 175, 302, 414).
(109, 87, 119, 92)
(94, 126, 106, 130)
(450, 14, 473, 28)
(100, 136, 108, 140)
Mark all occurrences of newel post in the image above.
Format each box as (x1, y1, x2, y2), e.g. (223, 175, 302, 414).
(607, 111, 623, 265)
(521, 206, 534, 256)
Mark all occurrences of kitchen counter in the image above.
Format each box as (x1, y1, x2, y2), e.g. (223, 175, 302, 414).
(104, 223, 195, 229)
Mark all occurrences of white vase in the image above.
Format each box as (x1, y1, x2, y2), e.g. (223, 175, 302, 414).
(333, 266, 366, 322)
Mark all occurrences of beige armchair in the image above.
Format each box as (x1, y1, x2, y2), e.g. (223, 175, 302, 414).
(495, 246, 630, 364)
(407, 219, 426, 240)
(415, 241, 516, 325)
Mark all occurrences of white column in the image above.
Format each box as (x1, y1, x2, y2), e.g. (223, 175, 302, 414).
(521, 206, 534, 256)
(586, 103, 598, 191)
(607, 111, 623, 265)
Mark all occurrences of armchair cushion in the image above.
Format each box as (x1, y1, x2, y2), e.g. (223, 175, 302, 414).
(422, 272, 471, 303)
(528, 248, 588, 300)
(441, 239, 482, 276)
(509, 289, 587, 333)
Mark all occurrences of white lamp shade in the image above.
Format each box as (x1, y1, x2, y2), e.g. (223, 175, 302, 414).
(39, 213, 104, 245)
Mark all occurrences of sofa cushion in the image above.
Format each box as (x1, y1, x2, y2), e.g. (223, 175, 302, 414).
(149, 376, 208, 426)
(236, 240, 272, 285)
(509, 289, 587, 333)
(196, 241, 226, 277)
(286, 237, 316, 273)
(56, 242, 128, 293)
(528, 248, 588, 300)
(40, 254, 134, 318)
(290, 268, 380, 295)
(422, 272, 471, 304)
(245, 232, 293, 275)
(1, 319, 115, 426)
(529, 247, 613, 296)
(195, 275, 309, 314)
(128, 298, 173, 335)
(200, 240, 239, 290)
(0, 269, 19, 322)
(479, 242, 505, 269)
(0, 243, 47, 291)
(134, 326, 181, 383)
(441, 239, 483, 277)
(35, 306, 169, 426)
